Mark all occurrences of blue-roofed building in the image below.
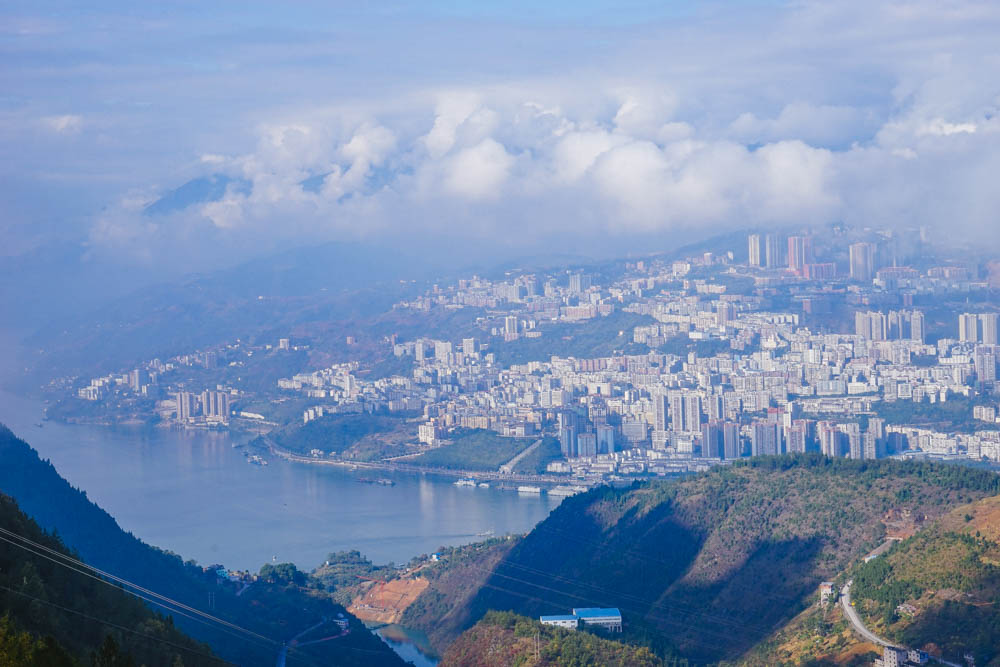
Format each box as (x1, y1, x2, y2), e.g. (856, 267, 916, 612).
(572, 607, 623, 632)
(539, 614, 580, 630)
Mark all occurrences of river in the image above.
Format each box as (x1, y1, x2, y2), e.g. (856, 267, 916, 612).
(0, 391, 560, 570)
(0, 389, 562, 663)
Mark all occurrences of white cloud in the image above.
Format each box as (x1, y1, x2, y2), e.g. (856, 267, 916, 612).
(49, 0, 1000, 266)
(917, 118, 977, 136)
(41, 114, 82, 134)
(442, 138, 514, 199)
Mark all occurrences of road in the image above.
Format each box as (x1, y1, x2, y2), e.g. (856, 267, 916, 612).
(261, 437, 569, 484)
(840, 580, 894, 648)
(499, 438, 542, 474)
(276, 617, 330, 667)
(840, 545, 962, 667)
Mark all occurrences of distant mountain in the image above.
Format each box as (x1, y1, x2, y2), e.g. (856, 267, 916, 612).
(144, 174, 251, 216)
(19, 240, 431, 381)
(415, 455, 1000, 663)
(0, 425, 406, 667)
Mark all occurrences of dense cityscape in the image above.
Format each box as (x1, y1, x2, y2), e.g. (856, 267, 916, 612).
(57, 227, 1000, 488)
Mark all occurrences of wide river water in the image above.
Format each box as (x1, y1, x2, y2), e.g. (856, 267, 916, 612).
(0, 390, 560, 573)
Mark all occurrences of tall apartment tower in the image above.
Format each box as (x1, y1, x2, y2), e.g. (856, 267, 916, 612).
(722, 422, 740, 459)
(980, 313, 998, 345)
(701, 421, 724, 459)
(569, 272, 592, 294)
(751, 421, 781, 456)
(764, 234, 782, 269)
(175, 392, 195, 421)
(462, 337, 477, 355)
(849, 242, 875, 281)
(558, 412, 578, 458)
(654, 394, 669, 432)
(959, 313, 979, 342)
(910, 310, 925, 343)
(787, 236, 811, 273)
(974, 347, 997, 385)
(748, 234, 762, 267)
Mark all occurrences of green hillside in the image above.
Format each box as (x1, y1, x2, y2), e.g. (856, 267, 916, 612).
(851, 495, 1000, 666)
(441, 611, 663, 667)
(407, 429, 537, 471)
(447, 455, 999, 663)
(0, 492, 215, 666)
(0, 425, 405, 667)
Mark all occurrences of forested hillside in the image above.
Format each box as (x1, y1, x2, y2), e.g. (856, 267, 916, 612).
(0, 492, 216, 665)
(0, 425, 405, 667)
(449, 455, 999, 663)
(850, 495, 1000, 665)
(441, 611, 663, 667)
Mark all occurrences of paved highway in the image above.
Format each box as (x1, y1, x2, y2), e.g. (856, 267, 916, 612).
(840, 579, 894, 647)
(840, 547, 962, 667)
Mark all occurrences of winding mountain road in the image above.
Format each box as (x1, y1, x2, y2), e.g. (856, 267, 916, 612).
(840, 580, 893, 648)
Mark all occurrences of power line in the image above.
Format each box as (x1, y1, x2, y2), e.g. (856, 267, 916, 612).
(0, 525, 276, 645)
(0, 583, 232, 665)
(0, 531, 278, 653)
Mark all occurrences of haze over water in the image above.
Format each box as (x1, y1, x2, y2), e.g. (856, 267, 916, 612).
(0, 390, 559, 572)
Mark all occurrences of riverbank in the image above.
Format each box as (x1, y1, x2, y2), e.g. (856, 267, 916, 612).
(258, 436, 572, 486)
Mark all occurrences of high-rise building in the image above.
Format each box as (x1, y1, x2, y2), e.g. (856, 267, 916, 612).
(765, 234, 782, 269)
(569, 272, 592, 294)
(129, 368, 148, 392)
(751, 421, 781, 456)
(840, 423, 862, 459)
(577, 432, 598, 458)
(462, 338, 477, 356)
(959, 313, 979, 342)
(855, 311, 872, 339)
(980, 313, 998, 345)
(434, 340, 453, 359)
(723, 422, 740, 459)
(504, 315, 519, 335)
(748, 234, 762, 267)
(863, 418, 885, 460)
(669, 392, 701, 433)
(787, 236, 811, 273)
(869, 312, 887, 341)
(818, 421, 839, 457)
(974, 346, 997, 385)
(786, 420, 809, 453)
(654, 394, 669, 432)
(558, 412, 578, 458)
(855, 311, 887, 340)
(849, 242, 875, 281)
(910, 310, 925, 343)
(701, 420, 724, 459)
(595, 424, 616, 455)
(175, 392, 196, 421)
(201, 391, 230, 421)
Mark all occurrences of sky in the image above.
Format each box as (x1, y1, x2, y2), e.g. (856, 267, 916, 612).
(3, 0, 1000, 277)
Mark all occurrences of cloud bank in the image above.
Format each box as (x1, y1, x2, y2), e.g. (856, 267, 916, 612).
(4, 0, 1000, 269)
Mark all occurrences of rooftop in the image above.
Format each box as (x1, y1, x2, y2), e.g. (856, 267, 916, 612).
(572, 607, 622, 618)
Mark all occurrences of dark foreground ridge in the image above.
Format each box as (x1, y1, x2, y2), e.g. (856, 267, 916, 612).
(0, 424, 405, 667)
